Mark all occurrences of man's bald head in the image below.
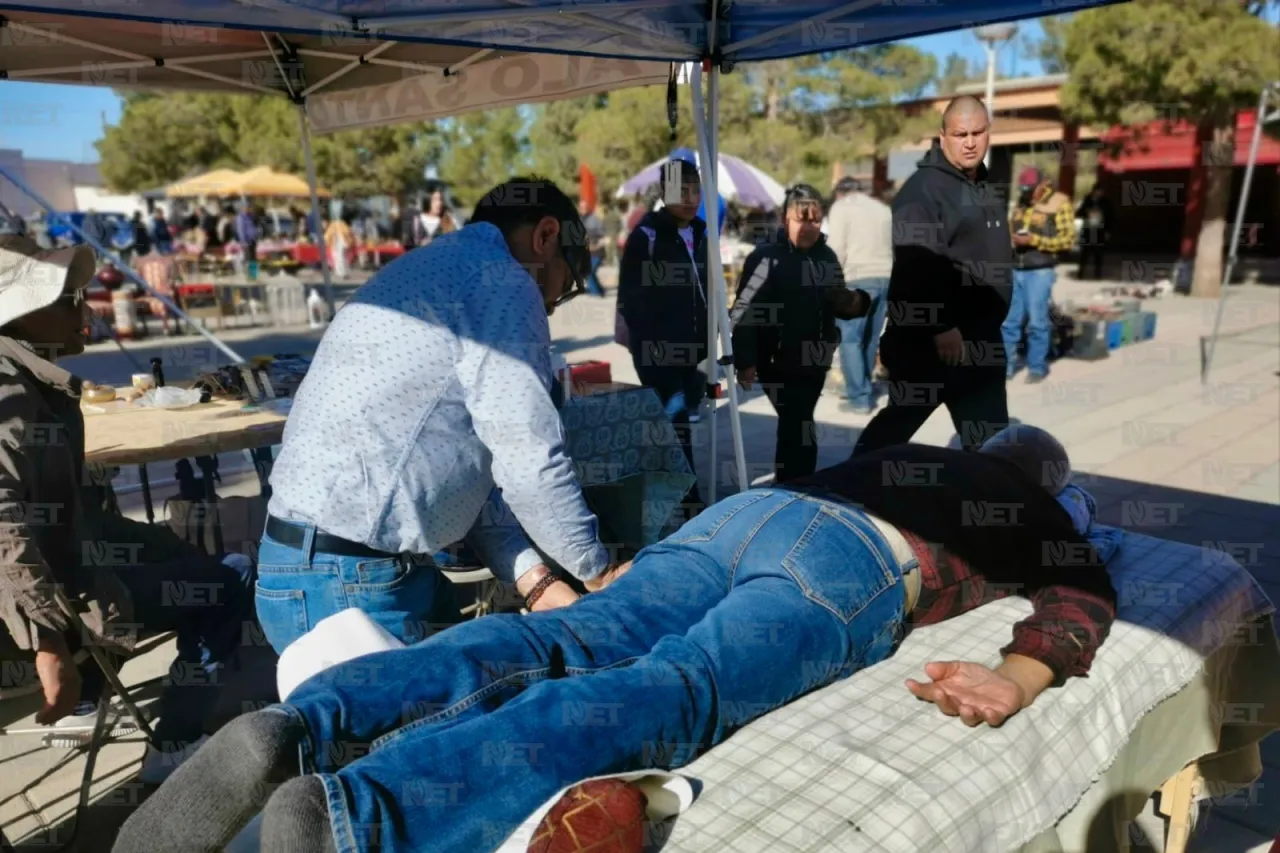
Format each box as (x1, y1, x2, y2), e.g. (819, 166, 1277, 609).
(941, 95, 988, 132)
(938, 95, 991, 175)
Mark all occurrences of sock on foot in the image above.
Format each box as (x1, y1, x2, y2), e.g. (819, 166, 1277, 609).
(262, 776, 338, 853)
(111, 710, 305, 853)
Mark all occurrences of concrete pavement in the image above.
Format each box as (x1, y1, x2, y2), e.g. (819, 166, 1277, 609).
(2, 268, 1277, 851)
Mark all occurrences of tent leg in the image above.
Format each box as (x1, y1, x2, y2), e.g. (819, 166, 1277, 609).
(298, 104, 335, 312)
(1202, 83, 1275, 384)
(0, 166, 245, 365)
(691, 64, 749, 500)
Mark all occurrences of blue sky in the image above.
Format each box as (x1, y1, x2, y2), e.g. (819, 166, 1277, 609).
(0, 24, 1045, 164)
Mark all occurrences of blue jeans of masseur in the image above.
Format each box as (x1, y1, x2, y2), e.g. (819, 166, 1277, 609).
(836, 277, 890, 408)
(255, 520, 460, 656)
(271, 489, 912, 853)
(1002, 267, 1056, 378)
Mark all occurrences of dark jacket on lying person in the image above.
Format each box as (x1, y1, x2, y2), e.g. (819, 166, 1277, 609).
(788, 443, 1117, 682)
(729, 229, 864, 376)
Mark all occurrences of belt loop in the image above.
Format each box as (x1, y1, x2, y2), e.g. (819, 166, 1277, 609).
(300, 522, 316, 561)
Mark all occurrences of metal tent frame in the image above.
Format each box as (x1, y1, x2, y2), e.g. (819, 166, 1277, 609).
(1202, 81, 1280, 384)
(0, 0, 1125, 498)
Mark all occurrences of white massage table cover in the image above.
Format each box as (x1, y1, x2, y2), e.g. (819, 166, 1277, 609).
(652, 532, 1275, 853)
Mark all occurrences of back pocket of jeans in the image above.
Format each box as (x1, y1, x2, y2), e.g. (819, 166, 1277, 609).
(780, 507, 896, 624)
(254, 583, 308, 654)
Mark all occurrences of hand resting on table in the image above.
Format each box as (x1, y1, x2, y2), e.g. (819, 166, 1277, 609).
(906, 654, 1055, 728)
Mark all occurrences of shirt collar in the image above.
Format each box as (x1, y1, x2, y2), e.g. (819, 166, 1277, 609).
(0, 335, 81, 396)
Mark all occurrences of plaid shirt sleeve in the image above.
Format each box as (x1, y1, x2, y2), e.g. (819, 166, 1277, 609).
(1000, 580, 1116, 682)
(902, 526, 1116, 682)
(1030, 201, 1077, 255)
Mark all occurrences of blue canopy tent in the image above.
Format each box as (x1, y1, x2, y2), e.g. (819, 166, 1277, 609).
(0, 0, 1126, 497)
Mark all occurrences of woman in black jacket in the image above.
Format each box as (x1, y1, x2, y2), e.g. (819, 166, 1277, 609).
(730, 185, 869, 482)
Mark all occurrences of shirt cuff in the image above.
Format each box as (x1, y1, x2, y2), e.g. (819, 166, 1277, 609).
(511, 547, 544, 583)
(1001, 628, 1089, 684)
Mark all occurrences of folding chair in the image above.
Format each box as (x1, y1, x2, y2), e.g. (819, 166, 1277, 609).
(0, 589, 156, 852)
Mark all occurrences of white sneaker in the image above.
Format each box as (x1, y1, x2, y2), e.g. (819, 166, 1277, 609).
(41, 701, 142, 749)
(138, 734, 211, 785)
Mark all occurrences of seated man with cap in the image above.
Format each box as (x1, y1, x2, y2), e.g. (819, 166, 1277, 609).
(0, 236, 256, 782)
(115, 425, 1118, 853)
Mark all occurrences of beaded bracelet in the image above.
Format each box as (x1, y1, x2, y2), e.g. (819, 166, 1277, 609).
(523, 572, 561, 610)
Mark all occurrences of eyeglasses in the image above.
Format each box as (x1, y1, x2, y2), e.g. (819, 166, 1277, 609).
(554, 245, 588, 307)
(56, 291, 86, 308)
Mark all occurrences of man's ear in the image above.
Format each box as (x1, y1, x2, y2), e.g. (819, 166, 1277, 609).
(533, 215, 561, 258)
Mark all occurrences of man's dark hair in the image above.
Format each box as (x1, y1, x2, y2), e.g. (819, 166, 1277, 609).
(784, 183, 824, 214)
(470, 176, 581, 240)
(469, 175, 590, 278)
(659, 159, 701, 188)
(833, 176, 860, 197)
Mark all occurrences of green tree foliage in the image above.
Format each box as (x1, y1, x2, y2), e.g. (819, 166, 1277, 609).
(98, 42, 940, 207)
(938, 52, 979, 95)
(1030, 16, 1071, 75)
(1061, 0, 1280, 296)
(438, 108, 530, 207)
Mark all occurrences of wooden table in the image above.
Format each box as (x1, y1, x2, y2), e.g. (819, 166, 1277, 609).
(84, 392, 288, 549)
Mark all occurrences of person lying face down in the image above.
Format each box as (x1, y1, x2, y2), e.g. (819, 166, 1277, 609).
(113, 427, 1117, 853)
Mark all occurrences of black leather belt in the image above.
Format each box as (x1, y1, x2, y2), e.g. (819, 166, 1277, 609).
(265, 515, 397, 560)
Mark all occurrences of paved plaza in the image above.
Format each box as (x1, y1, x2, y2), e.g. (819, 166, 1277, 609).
(2, 268, 1277, 851)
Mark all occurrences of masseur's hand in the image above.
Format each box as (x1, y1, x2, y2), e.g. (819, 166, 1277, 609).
(905, 656, 1050, 727)
(584, 560, 633, 593)
(934, 328, 965, 367)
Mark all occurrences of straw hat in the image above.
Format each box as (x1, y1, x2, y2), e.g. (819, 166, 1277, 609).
(0, 236, 96, 330)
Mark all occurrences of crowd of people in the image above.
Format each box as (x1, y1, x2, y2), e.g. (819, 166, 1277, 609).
(0, 92, 1130, 853)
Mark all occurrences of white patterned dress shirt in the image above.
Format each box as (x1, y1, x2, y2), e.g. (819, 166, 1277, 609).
(267, 223, 609, 582)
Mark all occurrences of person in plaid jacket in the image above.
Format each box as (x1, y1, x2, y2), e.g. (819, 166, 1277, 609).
(116, 427, 1118, 853)
(1003, 167, 1076, 383)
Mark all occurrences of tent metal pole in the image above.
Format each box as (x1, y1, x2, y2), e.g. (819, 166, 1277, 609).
(691, 64, 749, 498)
(0, 165, 246, 365)
(297, 104, 336, 312)
(1202, 83, 1275, 384)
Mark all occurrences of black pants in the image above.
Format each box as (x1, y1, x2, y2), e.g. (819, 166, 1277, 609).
(633, 359, 707, 516)
(761, 370, 828, 483)
(1078, 244, 1105, 280)
(852, 358, 1009, 456)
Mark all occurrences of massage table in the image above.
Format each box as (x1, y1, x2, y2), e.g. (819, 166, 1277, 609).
(256, 532, 1278, 853)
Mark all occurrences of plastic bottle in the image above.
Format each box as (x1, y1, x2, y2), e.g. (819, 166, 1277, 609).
(307, 288, 327, 329)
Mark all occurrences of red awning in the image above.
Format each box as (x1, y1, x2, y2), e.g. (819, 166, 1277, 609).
(1099, 110, 1280, 173)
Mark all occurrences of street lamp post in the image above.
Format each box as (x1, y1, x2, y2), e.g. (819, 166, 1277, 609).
(975, 23, 1019, 168)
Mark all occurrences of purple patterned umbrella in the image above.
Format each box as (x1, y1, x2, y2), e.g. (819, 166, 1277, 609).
(614, 149, 787, 211)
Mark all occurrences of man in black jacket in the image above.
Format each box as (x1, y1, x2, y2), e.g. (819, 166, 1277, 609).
(853, 95, 1013, 455)
(618, 158, 709, 513)
(731, 184, 869, 482)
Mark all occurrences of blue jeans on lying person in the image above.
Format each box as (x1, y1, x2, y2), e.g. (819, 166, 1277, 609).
(255, 520, 460, 656)
(272, 489, 913, 853)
